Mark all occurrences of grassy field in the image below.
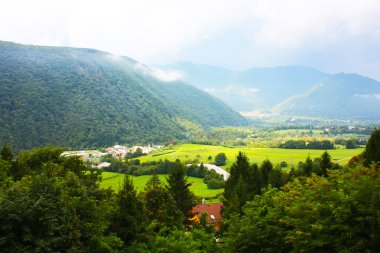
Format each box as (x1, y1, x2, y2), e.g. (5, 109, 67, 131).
(100, 172, 223, 200)
(139, 144, 363, 169)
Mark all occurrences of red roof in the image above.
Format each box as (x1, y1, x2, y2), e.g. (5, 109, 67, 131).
(192, 202, 223, 223)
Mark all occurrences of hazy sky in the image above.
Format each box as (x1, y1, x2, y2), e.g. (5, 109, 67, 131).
(1, 0, 380, 79)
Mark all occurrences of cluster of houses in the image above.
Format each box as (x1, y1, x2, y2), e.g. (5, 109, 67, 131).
(106, 145, 160, 158)
(60, 150, 108, 163)
(61, 144, 161, 168)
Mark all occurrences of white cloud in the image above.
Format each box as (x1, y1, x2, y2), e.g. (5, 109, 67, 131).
(1, 0, 380, 78)
(204, 88, 216, 93)
(134, 63, 184, 82)
(354, 93, 380, 99)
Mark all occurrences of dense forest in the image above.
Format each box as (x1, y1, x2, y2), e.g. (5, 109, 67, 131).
(0, 128, 379, 252)
(0, 41, 248, 152)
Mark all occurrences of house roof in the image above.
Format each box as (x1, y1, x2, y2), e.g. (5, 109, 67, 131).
(192, 202, 223, 223)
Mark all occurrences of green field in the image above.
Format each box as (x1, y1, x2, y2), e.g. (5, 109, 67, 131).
(140, 144, 363, 168)
(100, 172, 223, 200)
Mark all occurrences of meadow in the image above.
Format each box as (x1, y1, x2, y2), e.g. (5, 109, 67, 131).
(100, 172, 223, 201)
(139, 144, 363, 169)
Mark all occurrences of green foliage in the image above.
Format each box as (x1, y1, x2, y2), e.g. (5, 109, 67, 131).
(260, 159, 273, 186)
(223, 152, 260, 217)
(141, 174, 183, 230)
(223, 164, 380, 252)
(166, 161, 195, 217)
(214, 153, 227, 166)
(0, 146, 113, 252)
(111, 174, 147, 245)
(280, 139, 334, 149)
(319, 151, 332, 176)
(203, 169, 225, 189)
(127, 228, 218, 253)
(363, 128, 380, 166)
(0, 144, 13, 161)
(279, 140, 306, 149)
(0, 41, 247, 152)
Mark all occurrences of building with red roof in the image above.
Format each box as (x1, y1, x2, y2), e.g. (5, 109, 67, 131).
(190, 201, 223, 230)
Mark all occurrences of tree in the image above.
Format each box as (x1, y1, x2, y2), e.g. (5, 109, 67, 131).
(142, 173, 183, 230)
(0, 145, 13, 162)
(363, 128, 380, 166)
(345, 139, 357, 149)
(223, 164, 380, 252)
(111, 174, 147, 244)
(166, 161, 195, 217)
(302, 155, 313, 177)
(0, 148, 113, 252)
(319, 151, 332, 176)
(223, 152, 260, 217)
(215, 153, 227, 166)
(260, 159, 273, 186)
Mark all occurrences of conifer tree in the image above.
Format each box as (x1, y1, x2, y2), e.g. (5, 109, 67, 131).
(223, 152, 261, 217)
(302, 155, 313, 176)
(363, 128, 380, 166)
(143, 173, 183, 229)
(166, 161, 195, 217)
(260, 159, 273, 186)
(111, 174, 146, 244)
(319, 151, 332, 176)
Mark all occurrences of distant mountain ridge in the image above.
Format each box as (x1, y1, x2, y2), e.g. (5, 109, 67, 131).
(0, 41, 248, 151)
(164, 62, 380, 119)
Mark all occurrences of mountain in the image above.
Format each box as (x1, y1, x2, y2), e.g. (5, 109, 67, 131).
(164, 62, 329, 111)
(0, 41, 248, 151)
(165, 62, 380, 119)
(273, 73, 380, 119)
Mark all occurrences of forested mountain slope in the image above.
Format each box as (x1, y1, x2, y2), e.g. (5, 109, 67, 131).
(0, 41, 247, 151)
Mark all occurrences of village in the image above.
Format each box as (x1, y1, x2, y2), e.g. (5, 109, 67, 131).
(61, 144, 162, 169)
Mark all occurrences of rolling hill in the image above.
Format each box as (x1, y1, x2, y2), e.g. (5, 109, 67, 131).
(0, 41, 248, 151)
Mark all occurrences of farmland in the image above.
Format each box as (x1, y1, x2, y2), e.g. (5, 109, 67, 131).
(138, 144, 364, 169)
(100, 172, 223, 200)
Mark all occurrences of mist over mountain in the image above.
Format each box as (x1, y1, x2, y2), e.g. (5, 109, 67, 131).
(0, 41, 247, 151)
(165, 62, 380, 119)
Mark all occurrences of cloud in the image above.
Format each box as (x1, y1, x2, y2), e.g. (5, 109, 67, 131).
(134, 63, 185, 82)
(1, 0, 380, 79)
(354, 93, 380, 100)
(204, 88, 216, 93)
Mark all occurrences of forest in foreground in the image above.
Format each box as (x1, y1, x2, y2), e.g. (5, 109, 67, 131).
(0, 129, 379, 252)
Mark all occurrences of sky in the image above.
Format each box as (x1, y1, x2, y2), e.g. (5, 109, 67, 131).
(1, 0, 380, 79)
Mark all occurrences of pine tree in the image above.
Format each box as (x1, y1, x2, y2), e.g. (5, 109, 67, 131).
(247, 163, 261, 197)
(260, 159, 273, 186)
(166, 161, 195, 217)
(363, 128, 380, 166)
(143, 173, 183, 229)
(223, 152, 260, 217)
(111, 174, 146, 244)
(302, 155, 313, 177)
(319, 151, 332, 176)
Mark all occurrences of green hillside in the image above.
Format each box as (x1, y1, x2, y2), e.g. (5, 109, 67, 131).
(0, 41, 248, 151)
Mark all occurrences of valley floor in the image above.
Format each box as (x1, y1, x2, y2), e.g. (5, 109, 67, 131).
(139, 144, 364, 169)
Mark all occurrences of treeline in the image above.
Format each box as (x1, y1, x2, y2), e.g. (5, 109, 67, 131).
(103, 157, 225, 189)
(0, 146, 217, 252)
(279, 139, 334, 149)
(220, 128, 380, 252)
(0, 128, 379, 252)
